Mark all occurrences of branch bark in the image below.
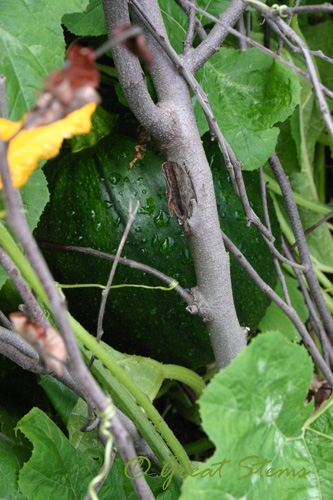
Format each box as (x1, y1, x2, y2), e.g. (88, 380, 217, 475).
(103, 0, 246, 369)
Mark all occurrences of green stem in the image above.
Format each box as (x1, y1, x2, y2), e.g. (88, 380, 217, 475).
(0, 221, 192, 474)
(162, 364, 205, 399)
(264, 174, 332, 216)
(183, 437, 214, 456)
(70, 316, 192, 475)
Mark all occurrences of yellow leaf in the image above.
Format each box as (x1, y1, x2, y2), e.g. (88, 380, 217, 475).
(0, 102, 97, 189)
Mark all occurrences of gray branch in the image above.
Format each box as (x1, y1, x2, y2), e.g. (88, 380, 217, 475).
(221, 233, 333, 387)
(185, 0, 247, 73)
(269, 153, 333, 342)
(104, 0, 246, 368)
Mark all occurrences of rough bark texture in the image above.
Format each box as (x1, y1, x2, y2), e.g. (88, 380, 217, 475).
(102, 0, 246, 368)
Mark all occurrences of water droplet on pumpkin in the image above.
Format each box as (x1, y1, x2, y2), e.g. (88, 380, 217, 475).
(154, 209, 170, 227)
(109, 173, 122, 185)
(135, 227, 142, 233)
(151, 233, 160, 247)
(160, 237, 175, 254)
(91, 210, 96, 219)
(96, 223, 102, 232)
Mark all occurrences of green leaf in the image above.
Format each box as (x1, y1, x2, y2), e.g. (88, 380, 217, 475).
(194, 48, 301, 170)
(38, 375, 79, 427)
(258, 274, 308, 341)
(69, 106, 119, 153)
(67, 398, 104, 460)
(197, 0, 231, 25)
(0, 0, 89, 120)
(83, 339, 165, 401)
(17, 407, 127, 500)
(0, 167, 49, 291)
(63, 0, 107, 36)
(179, 332, 333, 500)
(159, 0, 188, 54)
(0, 439, 30, 500)
(0, 167, 49, 233)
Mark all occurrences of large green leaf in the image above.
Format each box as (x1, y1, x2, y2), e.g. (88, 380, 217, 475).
(63, 0, 107, 37)
(180, 332, 333, 500)
(194, 48, 301, 170)
(17, 407, 127, 500)
(258, 274, 308, 341)
(38, 376, 79, 427)
(0, 439, 30, 500)
(17, 407, 179, 500)
(0, 0, 89, 120)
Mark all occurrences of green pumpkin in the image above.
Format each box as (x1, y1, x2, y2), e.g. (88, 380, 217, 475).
(35, 133, 279, 369)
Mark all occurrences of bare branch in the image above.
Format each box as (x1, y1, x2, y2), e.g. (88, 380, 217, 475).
(183, 0, 196, 54)
(269, 153, 333, 343)
(221, 232, 333, 387)
(282, 240, 333, 368)
(175, 0, 207, 41)
(185, 0, 247, 73)
(0, 309, 12, 330)
(259, 168, 291, 306)
(0, 75, 8, 119)
(102, 0, 170, 138)
(40, 242, 194, 307)
(237, 15, 247, 51)
(123, 0, 247, 368)
(0, 246, 49, 328)
(289, 214, 333, 253)
(276, 0, 298, 56)
(87, 201, 140, 372)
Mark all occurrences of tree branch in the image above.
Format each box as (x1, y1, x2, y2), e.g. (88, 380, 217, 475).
(221, 232, 333, 387)
(102, 0, 171, 139)
(185, 0, 247, 73)
(269, 153, 333, 343)
(0, 246, 49, 328)
(175, 0, 207, 41)
(106, 0, 247, 369)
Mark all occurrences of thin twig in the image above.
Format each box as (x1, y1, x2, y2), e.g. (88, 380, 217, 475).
(221, 231, 333, 387)
(0, 246, 49, 328)
(245, 11, 251, 45)
(90, 201, 140, 371)
(289, 213, 333, 253)
(277, 0, 298, 56)
(0, 309, 12, 330)
(237, 15, 247, 50)
(267, 16, 333, 64)
(40, 242, 193, 305)
(259, 168, 291, 306)
(282, 239, 333, 368)
(0, 76, 8, 119)
(175, 0, 207, 41)
(97, 201, 139, 341)
(269, 153, 333, 343)
(94, 25, 143, 59)
(183, 0, 196, 54)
